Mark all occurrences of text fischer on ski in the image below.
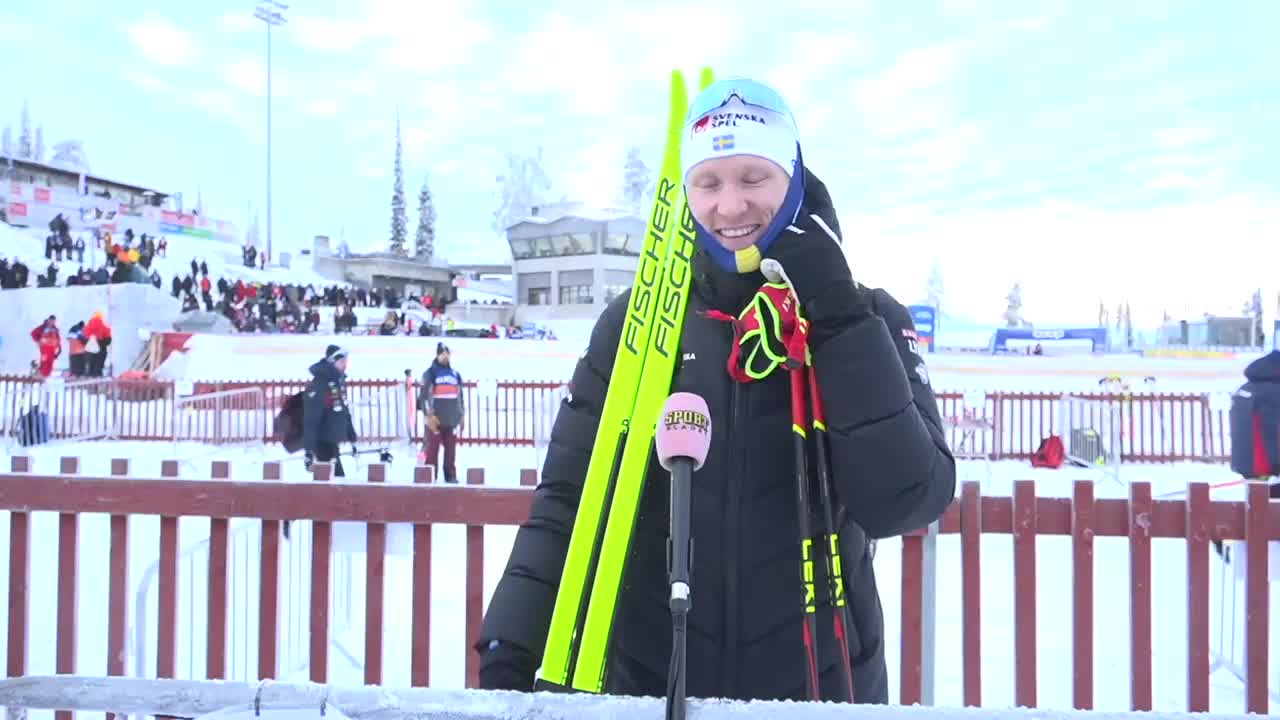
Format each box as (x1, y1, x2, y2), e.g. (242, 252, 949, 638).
(478, 77, 957, 704)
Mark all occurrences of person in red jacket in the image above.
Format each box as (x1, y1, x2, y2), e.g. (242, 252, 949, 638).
(29, 315, 57, 344)
(36, 326, 61, 377)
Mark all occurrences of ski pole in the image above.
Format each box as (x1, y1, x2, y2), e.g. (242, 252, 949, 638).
(807, 363, 856, 701)
(788, 365, 823, 701)
(761, 257, 855, 702)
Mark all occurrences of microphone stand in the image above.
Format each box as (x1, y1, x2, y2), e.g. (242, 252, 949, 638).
(665, 456, 694, 720)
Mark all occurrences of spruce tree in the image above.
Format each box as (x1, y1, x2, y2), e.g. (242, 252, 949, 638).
(388, 111, 408, 256)
(414, 172, 436, 261)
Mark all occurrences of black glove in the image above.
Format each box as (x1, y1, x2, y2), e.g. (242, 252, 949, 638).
(303, 451, 314, 471)
(477, 639, 537, 691)
(763, 210, 870, 349)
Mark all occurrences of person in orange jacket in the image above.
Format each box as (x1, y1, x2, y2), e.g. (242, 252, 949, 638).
(84, 311, 112, 376)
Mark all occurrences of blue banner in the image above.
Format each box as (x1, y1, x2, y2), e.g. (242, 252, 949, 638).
(908, 305, 936, 353)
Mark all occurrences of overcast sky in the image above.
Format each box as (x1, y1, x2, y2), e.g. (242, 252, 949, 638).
(2, 0, 1277, 328)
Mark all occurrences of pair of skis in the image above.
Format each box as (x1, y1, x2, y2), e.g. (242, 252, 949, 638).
(535, 67, 716, 694)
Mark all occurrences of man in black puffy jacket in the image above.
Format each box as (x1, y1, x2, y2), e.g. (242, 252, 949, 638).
(1230, 349, 1280, 499)
(303, 344, 357, 476)
(476, 77, 955, 704)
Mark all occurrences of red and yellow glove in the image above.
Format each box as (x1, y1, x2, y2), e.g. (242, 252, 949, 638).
(707, 282, 810, 384)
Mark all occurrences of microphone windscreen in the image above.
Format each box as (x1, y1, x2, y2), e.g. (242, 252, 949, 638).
(655, 392, 712, 472)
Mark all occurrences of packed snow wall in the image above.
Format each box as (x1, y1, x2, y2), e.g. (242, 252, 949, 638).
(0, 283, 183, 374)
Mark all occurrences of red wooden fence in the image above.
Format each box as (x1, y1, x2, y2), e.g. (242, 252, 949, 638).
(0, 456, 1274, 714)
(0, 375, 1236, 462)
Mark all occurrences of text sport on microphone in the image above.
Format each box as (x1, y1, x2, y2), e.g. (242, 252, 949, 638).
(655, 393, 712, 471)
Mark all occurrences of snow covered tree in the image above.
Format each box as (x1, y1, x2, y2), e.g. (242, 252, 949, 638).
(1124, 300, 1134, 349)
(49, 140, 89, 171)
(245, 209, 260, 248)
(621, 146, 651, 217)
(33, 125, 44, 163)
(1003, 283, 1025, 328)
(493, 147, 554, 234)
(17, 100, 32, 160)
(414, 172, 436, 261)
(388, 112, 408, 257)
(1, 125, 11, 158)
(925, 260, 944, 315)
(1098, 300, 1108, 328)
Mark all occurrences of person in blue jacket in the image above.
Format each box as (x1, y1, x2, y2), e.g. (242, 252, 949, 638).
(303, 344, 358, 476)
(419, 342, 465, 483)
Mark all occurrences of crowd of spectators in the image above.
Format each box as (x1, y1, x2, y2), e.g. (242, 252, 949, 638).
(2, 220, 480, 339)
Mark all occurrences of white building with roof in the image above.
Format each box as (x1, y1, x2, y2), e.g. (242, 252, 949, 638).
(506, 202, 645, 323)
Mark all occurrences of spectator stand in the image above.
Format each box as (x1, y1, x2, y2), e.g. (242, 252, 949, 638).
(943, 388, 994, 485)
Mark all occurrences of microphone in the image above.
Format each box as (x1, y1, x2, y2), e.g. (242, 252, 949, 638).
(655, 392, 711, 720)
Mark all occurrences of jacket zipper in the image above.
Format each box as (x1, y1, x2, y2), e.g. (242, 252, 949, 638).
(721, 327, 745, 697)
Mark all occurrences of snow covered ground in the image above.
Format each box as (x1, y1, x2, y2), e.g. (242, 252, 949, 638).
(159, 331, 1256, 393)
(1, 441, 1275, 719)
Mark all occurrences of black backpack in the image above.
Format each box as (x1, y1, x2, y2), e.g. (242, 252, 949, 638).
(275, 391, 305, 453)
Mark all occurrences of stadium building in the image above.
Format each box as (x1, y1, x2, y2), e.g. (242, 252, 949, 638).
(506, 202, 645, 324)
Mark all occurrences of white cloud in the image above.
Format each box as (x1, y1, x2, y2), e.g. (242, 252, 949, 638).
(303, 100, 341, 118)
(291, 16, 365, 51)
(223, 58, 269, 96)
(187, 88, 259, 136)
(376, 6, 494, 73)
(124, 13, 198, 66)
(220, 10, 260, 34)
(126, 71, 171, 94)
(501, 13, 625, 115)
(291, 0, 493, 69)
(855, 44, 963, 137)
(1152, 127, 1216, 149)
(0, 12, 37, 38)
(220, 57, 298, 102)
(334, 76, 379, 98)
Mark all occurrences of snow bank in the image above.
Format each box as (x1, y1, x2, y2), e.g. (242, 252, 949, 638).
(0, 675, 1260, 720)
(157, 333, 583, 382)
(156, 328, 1252, 392)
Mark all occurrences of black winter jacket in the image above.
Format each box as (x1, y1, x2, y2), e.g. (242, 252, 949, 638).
(419, 361, 465, 429)
(1236, 350, 1280, 475)
(477, 175, 956, 703)
(302, 359, 357, 452)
